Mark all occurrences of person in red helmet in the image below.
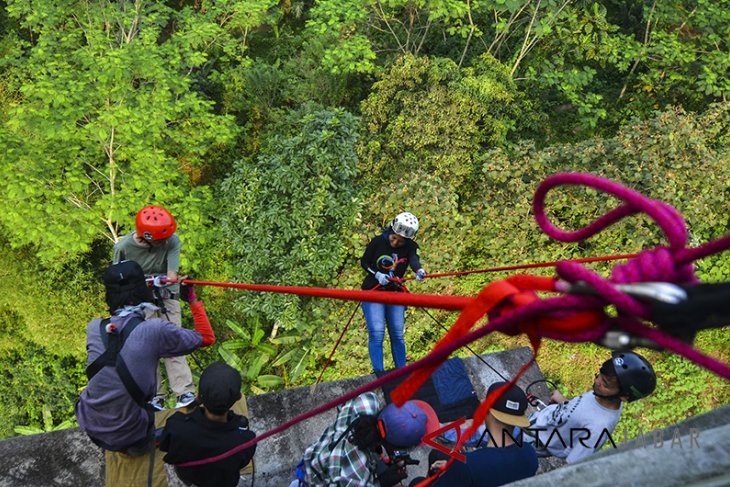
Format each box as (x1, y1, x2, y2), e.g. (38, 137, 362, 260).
(113, 205, 197, 410)
(136, 205, 178, 243)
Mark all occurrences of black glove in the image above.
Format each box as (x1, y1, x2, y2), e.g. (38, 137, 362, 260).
(377, 460, 407, 487)
(179, 282, 196, 303)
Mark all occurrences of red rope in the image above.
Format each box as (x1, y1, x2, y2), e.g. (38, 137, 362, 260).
(167, 172, 730, 472)
(174, 276, 729, 468)
(415, 355, 538, 487)
(177, 278, 472, 310)
(406, 253, 639, 280)
(389, 274, 597, 405)
(174, 277, 535, 468)
(174, 275, 605, 468)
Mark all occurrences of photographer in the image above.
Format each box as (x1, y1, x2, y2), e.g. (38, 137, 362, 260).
(293, 392, 439, 486)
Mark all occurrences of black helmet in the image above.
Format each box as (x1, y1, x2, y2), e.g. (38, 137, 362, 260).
(611, 351, 656, 402)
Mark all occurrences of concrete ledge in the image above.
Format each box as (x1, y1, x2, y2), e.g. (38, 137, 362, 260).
(1, 427, 102, 486)
(508, 405, 730, 487)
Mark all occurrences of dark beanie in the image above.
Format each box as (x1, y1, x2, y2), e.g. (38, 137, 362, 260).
(199, 362, 242, 415)
(103, 260, 146, 292)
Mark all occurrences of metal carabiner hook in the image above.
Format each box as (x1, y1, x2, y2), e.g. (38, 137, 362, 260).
(562, 280, 687, 304)
(614, 282, 688, 304)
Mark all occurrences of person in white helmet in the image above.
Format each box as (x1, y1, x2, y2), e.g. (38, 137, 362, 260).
(360, 212, 426, 372)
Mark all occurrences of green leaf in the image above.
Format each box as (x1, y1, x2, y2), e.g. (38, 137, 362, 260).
(14, 426, 43, 436)
(218, 347, 241, 369)
(225, 320, 249, 338)
(251, 327, 265, 346)
(255, 342, 278, 355)
(271, 348, 298, 367)
(221, 339, 249, 351)
(256, 374, 284, 388)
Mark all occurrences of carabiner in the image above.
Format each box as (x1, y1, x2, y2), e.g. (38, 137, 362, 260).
(563, 280, 687, 304)
(614, 282, 687, 305)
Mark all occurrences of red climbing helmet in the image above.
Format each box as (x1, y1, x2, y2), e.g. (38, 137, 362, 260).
(135, 206, 177, 242)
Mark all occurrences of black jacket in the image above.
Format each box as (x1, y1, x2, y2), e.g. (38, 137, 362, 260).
(159, 408, 256, 487)
(360, 229, 422, 291)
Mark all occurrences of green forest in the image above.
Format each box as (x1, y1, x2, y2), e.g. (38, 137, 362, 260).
(0, 0, 728, 441)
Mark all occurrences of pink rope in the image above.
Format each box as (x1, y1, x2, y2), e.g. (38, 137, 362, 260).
(534, 173, 688, 250)
(533, 172, 730, 378)
(618, 318, 730, 378)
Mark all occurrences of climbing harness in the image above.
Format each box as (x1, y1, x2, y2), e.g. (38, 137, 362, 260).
(86, 315, 150, 408)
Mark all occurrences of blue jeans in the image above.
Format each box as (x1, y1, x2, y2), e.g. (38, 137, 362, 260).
(361, 301, 407, 372)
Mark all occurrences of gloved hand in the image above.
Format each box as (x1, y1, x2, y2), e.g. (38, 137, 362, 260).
(416, 269, 427, 282)
(180, 282, 197, 303)
(377, 461, 408, 487)
(374, 272, 391, 287)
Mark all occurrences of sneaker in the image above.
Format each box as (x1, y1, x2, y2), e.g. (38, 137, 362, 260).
(149, 397, 166, 412)
(175, 392, 196, 409)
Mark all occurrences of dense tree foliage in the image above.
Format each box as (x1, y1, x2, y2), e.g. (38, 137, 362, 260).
(0, 0, 727, 440)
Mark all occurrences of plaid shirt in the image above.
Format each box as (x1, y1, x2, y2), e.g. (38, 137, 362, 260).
(301, 392, 382, 486)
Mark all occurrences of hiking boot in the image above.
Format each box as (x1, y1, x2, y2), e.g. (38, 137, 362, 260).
(149, 397, 166, 412)
(175, 392, 196, 409)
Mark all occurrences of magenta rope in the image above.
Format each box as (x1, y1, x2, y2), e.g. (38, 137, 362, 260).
(533, 172, 730, 378)
(534, 173, 688, 250)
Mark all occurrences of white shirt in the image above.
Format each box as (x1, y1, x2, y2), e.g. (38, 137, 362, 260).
(525, 391, 622, 463)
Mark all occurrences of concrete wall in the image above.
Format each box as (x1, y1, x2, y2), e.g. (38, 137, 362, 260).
(0, 347, 547, 486)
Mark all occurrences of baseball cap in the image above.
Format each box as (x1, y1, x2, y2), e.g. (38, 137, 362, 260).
(486, 382, 530, 427)
(103, 260, 146, 292)
(377, 400, 440, 448)
(199, 362, 242, 415)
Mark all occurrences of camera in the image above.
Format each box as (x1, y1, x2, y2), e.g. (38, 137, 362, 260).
(391, 450, 420, 466)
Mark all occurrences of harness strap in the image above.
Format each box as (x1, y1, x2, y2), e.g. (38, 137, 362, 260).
(86, 316, 149, 408)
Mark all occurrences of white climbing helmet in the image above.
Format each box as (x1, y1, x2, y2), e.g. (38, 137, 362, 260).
(391, 212, 419, 239)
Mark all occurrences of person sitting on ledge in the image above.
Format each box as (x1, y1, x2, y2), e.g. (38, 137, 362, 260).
(159, 362, 256, 487)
